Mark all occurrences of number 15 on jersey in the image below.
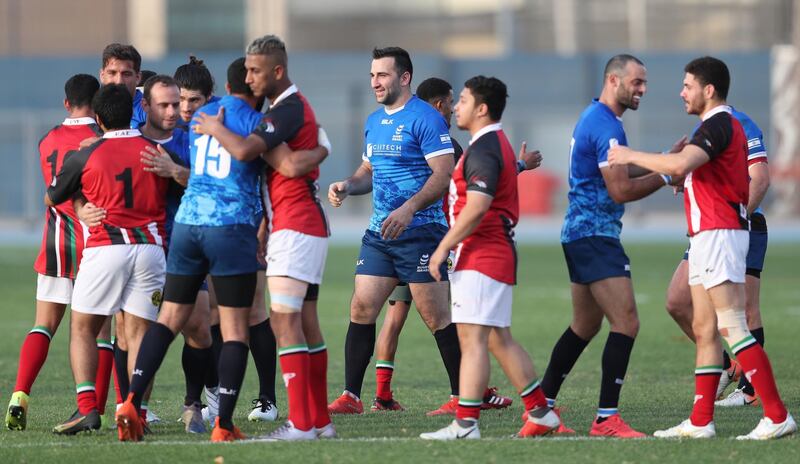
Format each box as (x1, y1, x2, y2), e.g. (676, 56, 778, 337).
(193, 135, 231, 179)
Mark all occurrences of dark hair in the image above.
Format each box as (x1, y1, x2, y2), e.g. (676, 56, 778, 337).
(174, 55, 214, 97)
(143, 74, 178, 103)
(227, 57, 253, 96)
(684, 56, 730, 101)
(101, 43, 142, 72)
(603, 54, 644, 79)
(464, 76, 508, 121)
(92, 84, 133, 130)
(372, 47, 413, 82)
(138, 70, 157, 87)
(246, 35, 288, 66)
(64, 74, 100, 108)
(416, 77, 452, 104)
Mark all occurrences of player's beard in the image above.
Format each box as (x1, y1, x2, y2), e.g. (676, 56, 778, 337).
(379, 83, 401, 107)
(617, 85, 640, 111)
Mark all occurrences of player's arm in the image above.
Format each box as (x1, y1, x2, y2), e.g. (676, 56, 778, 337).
(263, 127, 331, 178)
(141, 145, 190, 187)
(600, 164, 667, 204)
(608, 144, 709, 177)
(45, 148, 89, 206)
(328, 160, 373, 207)
(747, 161, 770, 214)
(429, 192, 491, 281)
(517, 141, 542, 173)
(381, 153, 454, 240)
(193, 107, 266, 162)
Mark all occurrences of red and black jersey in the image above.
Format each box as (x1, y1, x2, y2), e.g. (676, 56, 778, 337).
(252, 84, 329, 237)
(47, 129, 168, 248)
(449, 124, 519, 284)
(684, 106, 750, 236)
(34, 118, 101, 278)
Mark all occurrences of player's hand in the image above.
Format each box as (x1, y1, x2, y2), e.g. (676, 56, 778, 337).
(607, 144, 632, 167)
(79, 136, 100, 148)
(77, 201, 106, 227)
(192, 107, 225, 135)
(328, 181, 350, 207)
(256, 218, 269, 267)
(428, 245, 449, 282)
(141, 144, 177, 178)
(669, 135, 689, 153)
(381, 203, 414, 240)
(518, 141, 543, 171)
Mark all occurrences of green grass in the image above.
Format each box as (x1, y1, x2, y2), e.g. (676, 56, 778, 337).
(1, 243, 799, 463)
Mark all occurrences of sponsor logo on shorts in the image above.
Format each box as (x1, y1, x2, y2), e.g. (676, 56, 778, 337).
(356, 259, 364, 266)
(150, 289, 163, 307)
(417, 253, 430, 272)
(624, 264, 630, 271)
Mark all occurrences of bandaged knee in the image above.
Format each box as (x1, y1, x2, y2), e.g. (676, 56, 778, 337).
(270, 293, 304, 313)
(717, 307, 756, 354)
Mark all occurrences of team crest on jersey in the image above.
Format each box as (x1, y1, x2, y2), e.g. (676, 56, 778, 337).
(469, 175, 487, 189)
(150, 289, 163, 307)
(261, 118, 276, 133)
(440, 134, 451, 144)
(392, 124, 405, 142)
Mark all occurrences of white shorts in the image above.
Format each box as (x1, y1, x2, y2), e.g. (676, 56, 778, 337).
(688, 229, 748, 289)
(266, 229, 327, 284)
(71, 244, 165, 321)
(450, 270, 513, 328)
(36, 274, 74, 304)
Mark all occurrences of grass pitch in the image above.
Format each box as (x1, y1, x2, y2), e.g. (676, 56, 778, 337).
(0, 243, 798, 463)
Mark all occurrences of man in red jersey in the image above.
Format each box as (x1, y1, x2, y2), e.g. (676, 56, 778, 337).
(46, 84, 168, 434)
(421, 76, 560, 440)
(609, 56, 795, 440)
(193, 35, 331, 441)
(5, 75, 101, 431)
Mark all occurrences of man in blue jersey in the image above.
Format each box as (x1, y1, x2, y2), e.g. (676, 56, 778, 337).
(327, 47, 463, 417)
(664, 107, 771, 406)
(99, 43, 146, 129)
(538, 54, 678, 438)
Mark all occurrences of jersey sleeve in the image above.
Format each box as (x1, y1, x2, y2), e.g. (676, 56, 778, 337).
(595, 124, 626, 168)
(251, 102, 304, 151)
(745, 132, 767, 166)
(689, 114, 733, 160)
(414, 111, 454, 160)
(463, 146, 502, 197)
(47, 147, 90, 204)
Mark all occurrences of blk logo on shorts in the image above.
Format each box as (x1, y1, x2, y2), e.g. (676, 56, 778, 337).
(356, 259, 364, 266)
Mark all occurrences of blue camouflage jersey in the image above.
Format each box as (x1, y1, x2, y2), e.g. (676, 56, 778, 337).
(561, 99, 627, 243)
(130, 89, 147, 129)
(363, 95, 454, 232)
(175, 95, 264, 227)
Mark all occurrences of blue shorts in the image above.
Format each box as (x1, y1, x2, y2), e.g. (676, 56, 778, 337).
(562, 236, 631, 284)
(682, 230, 767, 277)
(167, 223, 259, 277)
(356, 223, 448, 283)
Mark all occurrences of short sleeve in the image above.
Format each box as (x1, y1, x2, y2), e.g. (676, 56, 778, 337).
(689, 114, 732, 160)
(463, 146, 501, 197)
(47, 148, 89, 204)
(595, 126, 626, 168)
(252, 102, 304, 150)
(746, 135, 767, 166)
(414, 111, 454, 160)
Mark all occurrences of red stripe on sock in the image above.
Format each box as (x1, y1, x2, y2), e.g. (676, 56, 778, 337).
(94, 347, 114, 415)
(280, 351, 312, 431)
(376, 367, 394, 401)
(309, 350, 331, 428)
(521, 385, 547, 411)
(456, 404, 481, 422)
(690, 373, 719, 426)
(77, 390, 97, 415)
(13, 332, 51, 394)
(735, 344, 788, 423)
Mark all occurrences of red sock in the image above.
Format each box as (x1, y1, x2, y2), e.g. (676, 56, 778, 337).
(735, 343, 788, 423)
(94, 340, 114, 415)
(520, 379, 547, 411)
(279, 348, 312, 431)
(13, 328, 52, 394)
(112, 358, 123, 405)
(456, 399, 481, 422)
(76, 384, 97, 415)
(309, 347, 331, 428)
(139, 405, 148, 422)
(690, 368, 721, 426)
(375, 362, 394, 401)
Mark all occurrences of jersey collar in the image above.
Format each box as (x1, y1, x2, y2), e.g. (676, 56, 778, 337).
(469, 123, 502, 145)
(702, 104, 732, 121)
(63, 117, 96, 126)
(271, 84, 298, 107)
(103, 129, 142, 139)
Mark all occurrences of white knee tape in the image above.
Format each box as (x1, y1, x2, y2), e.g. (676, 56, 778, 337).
(270, 293, 304, 312)
(717, 307, 755, 353)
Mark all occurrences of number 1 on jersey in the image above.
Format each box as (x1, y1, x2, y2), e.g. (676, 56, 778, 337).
(115, 168, 134, 208)
(193, 135, 232, 179)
